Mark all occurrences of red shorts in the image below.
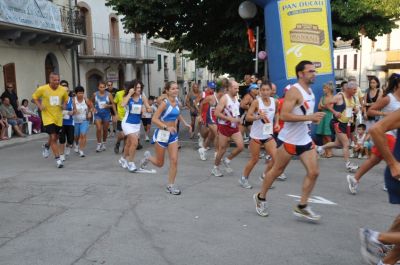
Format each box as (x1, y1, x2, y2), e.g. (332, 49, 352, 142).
(217, 124, 240, 137)
(371, 134, 396, 158)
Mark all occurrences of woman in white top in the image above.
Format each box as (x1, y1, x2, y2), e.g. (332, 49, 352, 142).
(73, 86, 93, 157)
(240, 81, 280, 189)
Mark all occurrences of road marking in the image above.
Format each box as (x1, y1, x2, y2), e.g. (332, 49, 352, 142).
(135, 169, 157, 174)
(287, 194, 337, 205)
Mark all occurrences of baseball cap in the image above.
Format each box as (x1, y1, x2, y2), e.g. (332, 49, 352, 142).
(207, 81, 216, 89)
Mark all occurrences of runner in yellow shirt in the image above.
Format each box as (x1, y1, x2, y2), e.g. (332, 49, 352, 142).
(113, 84, 127, 154)
(32, 72, 68, 168)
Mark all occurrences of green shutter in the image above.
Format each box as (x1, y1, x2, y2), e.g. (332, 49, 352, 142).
(173, 56, 176, 70)
(157, 54, 162, 71)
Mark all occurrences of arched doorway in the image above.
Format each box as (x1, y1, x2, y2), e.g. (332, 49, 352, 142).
(86, 69, 104, 97)
(118, 64, 124, 89)
(45, 53, 59, 83)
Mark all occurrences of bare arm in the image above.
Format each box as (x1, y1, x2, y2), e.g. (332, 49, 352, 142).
(367, 96, 390, 117)
(151, 101, 167, 129)
(245, 99, 260, 122)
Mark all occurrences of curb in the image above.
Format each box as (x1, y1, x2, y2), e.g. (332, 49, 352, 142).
(0, 133, 48, 149)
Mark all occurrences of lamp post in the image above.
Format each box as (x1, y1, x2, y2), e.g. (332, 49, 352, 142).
(238, 1, 259, 74)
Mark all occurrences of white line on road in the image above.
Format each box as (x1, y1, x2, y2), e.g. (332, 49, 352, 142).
(287, 194, 337, 205)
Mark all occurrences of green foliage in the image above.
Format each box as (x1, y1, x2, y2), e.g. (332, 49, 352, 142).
(106, 0, 399, 77)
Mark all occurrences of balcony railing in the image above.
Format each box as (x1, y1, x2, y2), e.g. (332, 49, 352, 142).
(79, 33, 157, 60)
(58, 4, 84, 35)
(386, 50, 400, 64)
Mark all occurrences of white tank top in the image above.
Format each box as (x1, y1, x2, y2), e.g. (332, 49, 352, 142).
(74, 97, 88, 123)
(250, 97, 276, 140)
(278, 83, 315, 145)
(218, 94, 240, 128)
(382, 93, 400, 137)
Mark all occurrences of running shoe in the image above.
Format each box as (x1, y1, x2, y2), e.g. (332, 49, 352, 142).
(101, 143, 106, 151)
(79, 150, 85, 157)
(96, 143, 102, 152)
(277, 173, 287, 181)
(239, 177, 252, 189)
(346, 161, 359, 173)
(139, 151, 151, 169)
(244, 137, 250, 144)
(114, 142, 120, 154)
(74, 144, 79, 153)
(359, 228, 388, 265)
(346, 174, 358, 194)
(211, 166, 223, 177)
(145, 135, 150, 142)
(127, 162, 137, 172)
(166, 184, 181, 195)
(316, 146, 324, 156)
(65, 147, 71, 156)
(118, 157, 128, 169)
(42, 144, 50, 158)
(383, 184, 388, 192)
(198, 133, 204, 148)
(253, 193, 269, 217)
(198, 147, 207, 161)
(60, 154, 66, 162)
(56, 158, 64, 168)
(222, 157, 233, 173)
(293, 205, 321, 221)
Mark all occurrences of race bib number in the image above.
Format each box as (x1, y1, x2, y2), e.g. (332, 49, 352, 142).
(345, 107, 353, 118)
(49, 96, 60, 106)
(99, 101, 107, 109)
(263, 123, 273, 135)
(156, 130, 170, 143)
(131, 104, 142, 114)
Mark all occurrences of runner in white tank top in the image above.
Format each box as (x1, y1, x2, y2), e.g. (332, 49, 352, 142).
(253, 61, 325, 221)
(240, 81, 280, 189)
(347, 85, 400, 195)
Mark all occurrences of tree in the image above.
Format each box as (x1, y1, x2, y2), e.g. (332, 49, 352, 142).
(106, 0, 399, 78)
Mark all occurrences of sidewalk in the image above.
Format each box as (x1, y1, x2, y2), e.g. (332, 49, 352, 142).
(0, 133, 47, 149)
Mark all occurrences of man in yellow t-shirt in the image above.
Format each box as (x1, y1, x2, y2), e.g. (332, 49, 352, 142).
(113, 85, 127, 154)
(32, 72, 68, 168)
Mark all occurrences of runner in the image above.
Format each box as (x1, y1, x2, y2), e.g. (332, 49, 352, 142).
(347, 73, 400, 194)
(240, 83, 259, 143)
(59, 80, 76, 162)
(197, 83, 214, 149)
(73, 86, 92, 157)
(32, 72, 68, 168)
(185, 83, 201, 139)
(240, 80, 279, 189)
(316, 81, 359, 173)
(91, 81, 116, 152)
(211, 80, 244, 177)
(118, 80, 152, 172)
(139, 81, 191, 195)
(113, 81, 130, 154)
(106, 80, 118, 137)
(142, 96, 157, 142)
(253, 60, 325, 220)
(198, 81, 225, 160)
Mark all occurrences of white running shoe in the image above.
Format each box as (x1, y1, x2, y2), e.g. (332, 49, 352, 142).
(56, 158, 64, 168)
(211, 166, 223, 177)
(253, 193, 268, 217)
(383, 184, 388, 192)
(101, 142, 106, 151)
(127, 162, 137, 172)
(359, 228, 389, 265)
(293, 205, 321, 221)
(96, 143, 102, 152)
(346, 161, 359, 173)
(139, 151, 151, 169)
(198, 135, 204, 148)
(60, 154, 66, 162)
(239, 177, 252, 189)
(42, 144, 50, 158)
(222, 157, 233, 173)
(65, 147, 71, 156)
(79, 150, 85, 157)
(145, 135, 150, 142)
(346, 174, 358, 194)
(277, 173, 287, 181)
(74, 144, 79, 153)
(118, 157, 128, 169)
(316, 146, 324, 156)
(166, 184, 181, 195)
(198, 147, 207, 161)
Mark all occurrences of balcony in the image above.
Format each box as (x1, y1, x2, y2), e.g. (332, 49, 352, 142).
(386, 50, 400, 64)
(78, 33, 157, 63)
(0, 1, 85, 47)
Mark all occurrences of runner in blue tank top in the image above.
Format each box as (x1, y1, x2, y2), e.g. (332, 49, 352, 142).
(118, 80, 152, 172)
(91, 81, 116, 153)
(139, 81, 192, 195)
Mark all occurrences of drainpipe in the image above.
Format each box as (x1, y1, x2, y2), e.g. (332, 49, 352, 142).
(68, 0, 77, 87)
(74, 0, 81, 85)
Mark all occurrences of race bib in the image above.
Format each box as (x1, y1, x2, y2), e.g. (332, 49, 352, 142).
(49, 96, 60, 106)
(99, 101, 107, 109)
(131, 104, 142, 114)
(345, 107, 353, 118)
(263, 123, 273, 135)
(156, 130, 170, 143)
(232, 106, 240, 117)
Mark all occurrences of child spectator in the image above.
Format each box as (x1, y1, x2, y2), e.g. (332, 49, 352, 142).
(353, 124, 369, 159)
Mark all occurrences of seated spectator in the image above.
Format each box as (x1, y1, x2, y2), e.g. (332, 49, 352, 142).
(0, 111, 8, 140)
(20, 99, 41, 134)
(353, 124, 369, 159)
(0, 97, 25, 137)
(1, 83, 23, 118)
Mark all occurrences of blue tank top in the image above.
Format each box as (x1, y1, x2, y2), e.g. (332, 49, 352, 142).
(95, 91, 110, 114)
(160, 98, 180, 122)
(124, 96, 143, 124)
(63, 97, 74, 126)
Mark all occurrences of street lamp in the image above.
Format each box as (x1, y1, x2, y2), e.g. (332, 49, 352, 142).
(238, 1, 259, 75)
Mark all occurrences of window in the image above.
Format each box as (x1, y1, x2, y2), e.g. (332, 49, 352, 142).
(343, 55, 347, 69)
(157, 54, 162, 71)
(173, 56, 176, 70)
(353, 54, 358, 70)
(336, 55, 341, 69)
(164, 55, 168, 69)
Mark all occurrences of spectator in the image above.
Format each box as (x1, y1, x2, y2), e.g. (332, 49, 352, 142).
(353, 123, 369, 159)
(20, 99, 41, 134)
(316, 82, 334, 158)
(0, 97, 25, 137)
(363, 76, 383, 130)
(0, 111, 8, 140)
(1, 83, 23, 118)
